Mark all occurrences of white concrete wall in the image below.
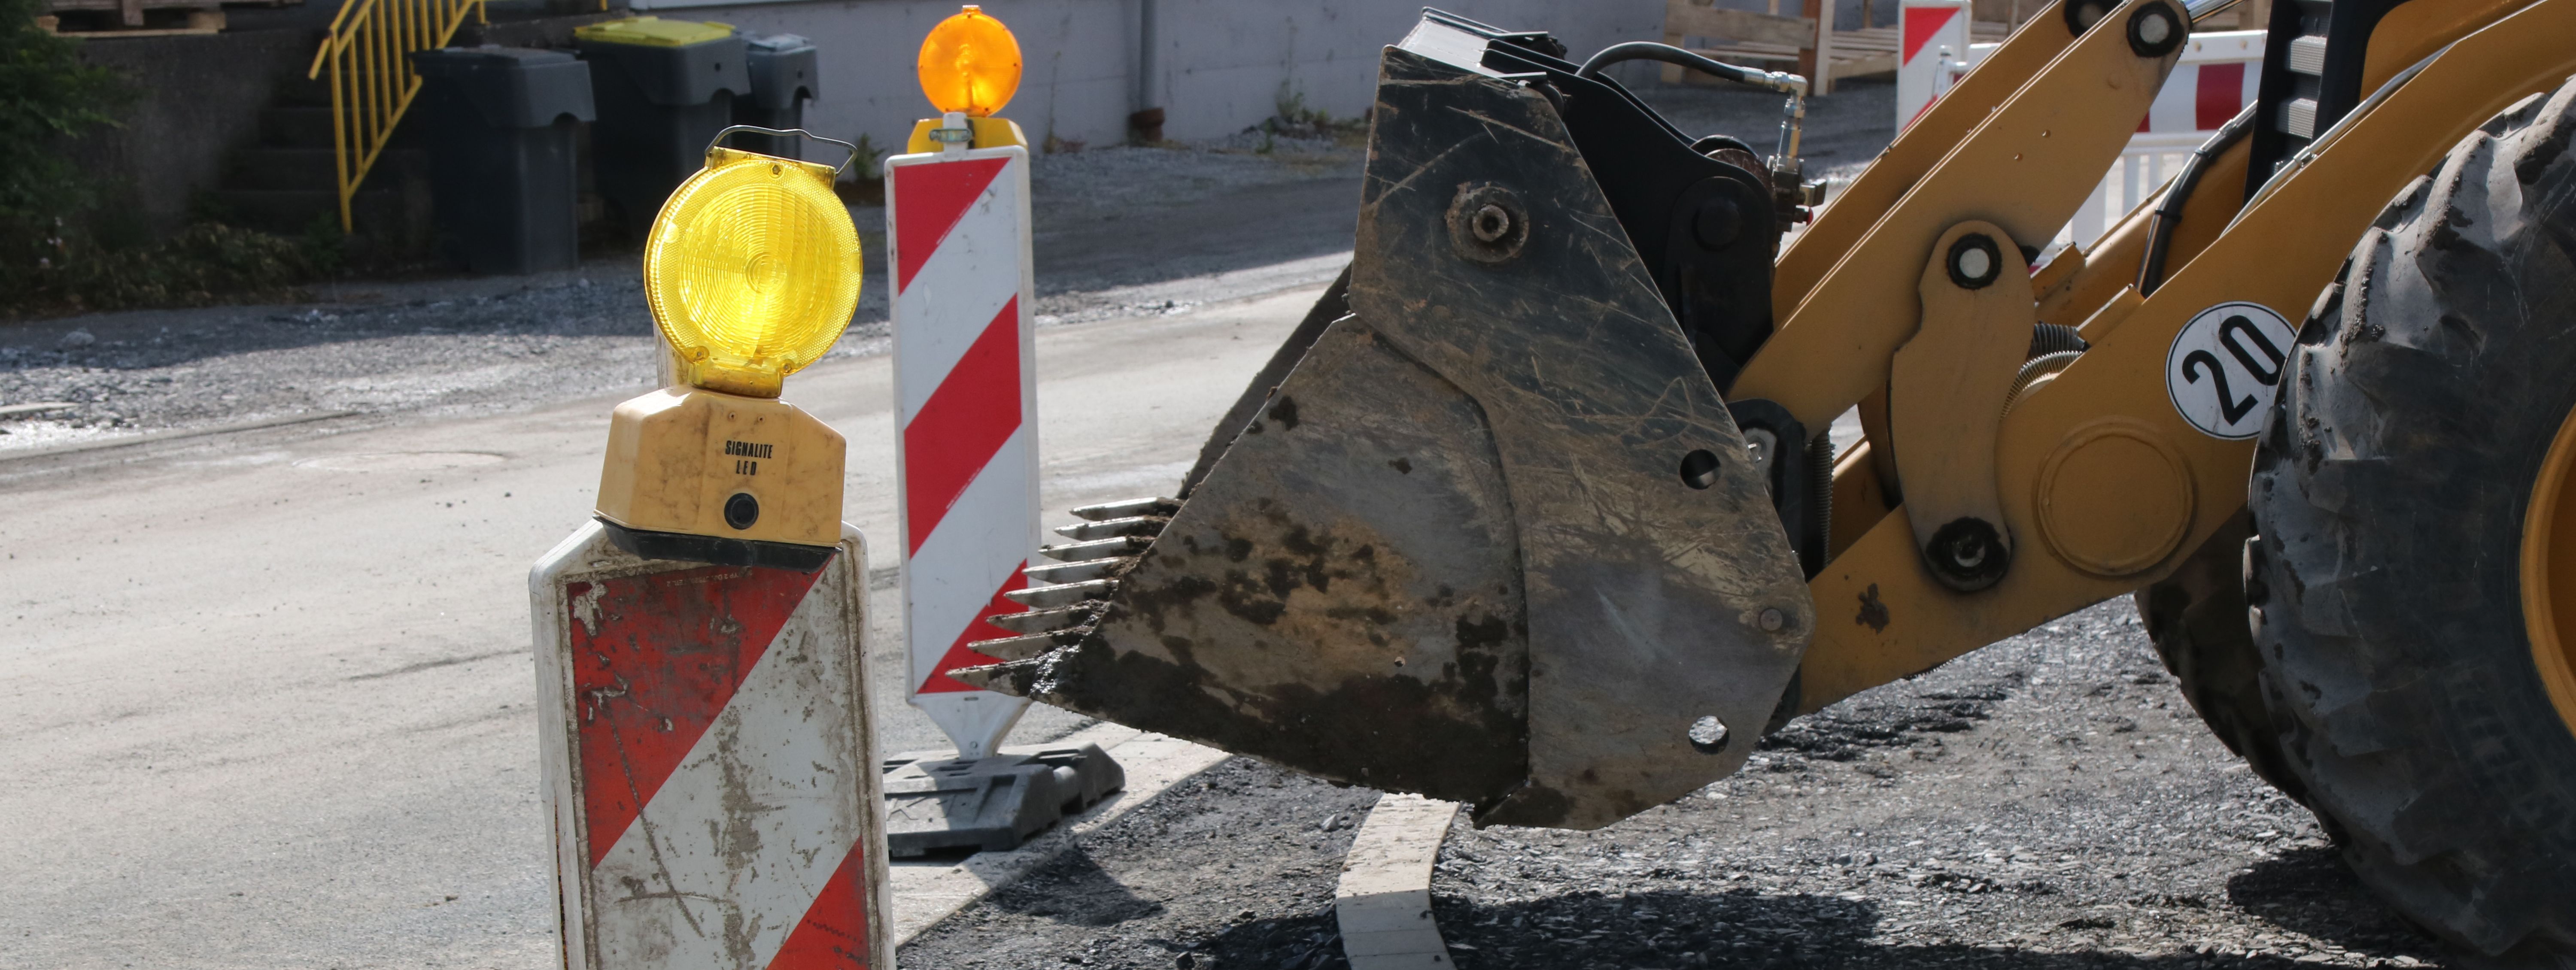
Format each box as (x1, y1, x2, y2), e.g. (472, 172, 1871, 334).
(641, 0, 1665, 164)
(1149, 1, 1668, 141)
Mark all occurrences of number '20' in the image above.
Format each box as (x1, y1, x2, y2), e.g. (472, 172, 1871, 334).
(2183, 315, 2287, 425)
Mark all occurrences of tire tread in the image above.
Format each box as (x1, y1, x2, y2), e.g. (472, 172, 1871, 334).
(2248, 76, 2576, 965)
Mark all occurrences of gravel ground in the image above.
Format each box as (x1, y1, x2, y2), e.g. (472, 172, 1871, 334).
(1430, 600, 2441, 970)
(899, 600, 2449, 970)
(0, 75, 1860, 455)
(0, 130, 1366, 455)
(898, 756, 1383, 970)
(0, 275, 666, 451)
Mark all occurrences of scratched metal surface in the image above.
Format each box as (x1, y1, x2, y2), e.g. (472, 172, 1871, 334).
(532, 524, 890, 970)
(1006, 315, 1531, 802)
(965, 40, 1815, 831)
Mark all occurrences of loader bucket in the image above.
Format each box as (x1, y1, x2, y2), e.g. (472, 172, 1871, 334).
(954, 15, 1814, 829)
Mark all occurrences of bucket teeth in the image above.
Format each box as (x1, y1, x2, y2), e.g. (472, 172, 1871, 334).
(1039, 535, 1152, 562)
(1005, 578, 1118, 609)
(984, 603, 1100, 636)
(1069, 497, 1180, 521)
(945, 658, 1042, 695)
(1024, 558, 1132, 585)
(1031, 502, 1171, 575)
(963, 630, 1082, 663)
(1053, 515, 1170, 541)
(949, 36, 1828, 833)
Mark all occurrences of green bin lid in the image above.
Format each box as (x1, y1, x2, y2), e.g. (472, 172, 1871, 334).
(574, 16, 735, 48)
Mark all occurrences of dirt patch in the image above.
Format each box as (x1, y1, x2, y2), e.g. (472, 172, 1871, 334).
(897, 756, 1380, 970)
(908, 600, 2448, 970)
(1431, 601, 2441, 970)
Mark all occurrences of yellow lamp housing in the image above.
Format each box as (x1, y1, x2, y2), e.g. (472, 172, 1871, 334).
(644, 143, 861, 398)
(598, 129, 863, 566)
(917, 5, 1021, 118)
(595, 386, 846, 563)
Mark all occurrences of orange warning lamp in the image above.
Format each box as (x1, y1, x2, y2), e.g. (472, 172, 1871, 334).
(905, 6, 1030, 153)
(917, 5, 1021, 117)
(597, 128, 860, 560)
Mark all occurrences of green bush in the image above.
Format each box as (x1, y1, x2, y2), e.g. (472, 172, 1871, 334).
(0, 0, 129, 226)
(1, 0, 327, 313)
(40, 222, 317, 310)
(0, 0, 130, 309)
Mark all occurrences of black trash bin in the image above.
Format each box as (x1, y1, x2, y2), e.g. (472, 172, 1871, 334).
(735, 33, 817, 158)
(410, 45, 594, 275)
(574, 17, 747, 233)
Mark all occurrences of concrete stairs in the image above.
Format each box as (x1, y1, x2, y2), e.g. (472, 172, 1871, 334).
(207, 5, 616, 258)
(209, 74, 431, 254)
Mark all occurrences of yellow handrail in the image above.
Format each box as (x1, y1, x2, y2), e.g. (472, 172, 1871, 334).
(305, 0, 486, 232)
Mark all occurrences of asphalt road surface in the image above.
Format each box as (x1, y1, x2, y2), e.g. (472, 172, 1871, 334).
(0, 280, 1326, 970)
(10, 77, 2429, 970)
(0, 119, 1373, 970)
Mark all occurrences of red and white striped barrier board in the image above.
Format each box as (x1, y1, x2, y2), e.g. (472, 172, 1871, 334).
(1907, 26, 2263, 143)
(1937, 29, 2265, 145)
(1924, 29, 2264, 244)
(2133, 30, 2263, 147)
(885, 140, 1040, 761)
(531, 522, 889, 970)
(1896, 0, 1972, 133)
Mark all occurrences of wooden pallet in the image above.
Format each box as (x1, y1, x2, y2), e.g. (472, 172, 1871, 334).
(36, 10, 224, 36)
(37, 0, 226, 34)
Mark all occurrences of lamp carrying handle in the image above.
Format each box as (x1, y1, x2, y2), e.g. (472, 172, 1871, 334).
(707, 126, 866, 176)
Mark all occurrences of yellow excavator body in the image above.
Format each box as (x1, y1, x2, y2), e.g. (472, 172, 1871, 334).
(955, 1, 2576, 960)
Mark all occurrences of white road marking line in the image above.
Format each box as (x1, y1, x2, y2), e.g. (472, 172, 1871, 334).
(1336, 793, 1460, 969)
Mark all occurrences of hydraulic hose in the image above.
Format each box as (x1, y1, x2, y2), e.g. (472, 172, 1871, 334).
(2136, 103, 2255, 296)
(1577, 42, 1790, 90)
(2182, 0, 2246, 24)
(1575, 41, 1810, 182)
(1805, 430, 1833, 578)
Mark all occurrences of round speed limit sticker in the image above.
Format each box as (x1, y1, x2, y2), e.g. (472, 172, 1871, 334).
(2166, 301, 2299, 440)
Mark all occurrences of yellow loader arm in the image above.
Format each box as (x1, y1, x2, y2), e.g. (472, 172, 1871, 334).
(951, 0, 2576, 834)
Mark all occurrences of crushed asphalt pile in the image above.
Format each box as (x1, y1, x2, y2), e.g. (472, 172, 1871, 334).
(1429, 600, 2438, 969)
(906, 599, 2448, 970)
(898, 756, 1380, 970)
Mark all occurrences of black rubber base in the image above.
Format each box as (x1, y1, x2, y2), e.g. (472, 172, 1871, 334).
(597, 518, 838, 573)
(881, 743, 1127, 857)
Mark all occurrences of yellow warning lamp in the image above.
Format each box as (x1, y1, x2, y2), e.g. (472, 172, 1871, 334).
(596, 128, 862, 562)
(644, 144, 860, 397)
(907, 6, 1030, 153)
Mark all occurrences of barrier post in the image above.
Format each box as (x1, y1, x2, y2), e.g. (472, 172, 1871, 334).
(1896, 0, 1972, 131)
(530, 128, 889, 970)
(881, 4, 1123, 858)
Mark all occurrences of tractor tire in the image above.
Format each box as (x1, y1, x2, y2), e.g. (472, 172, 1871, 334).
(2247, 77, 2576, 965)
(2132, 510, 2309, 806)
